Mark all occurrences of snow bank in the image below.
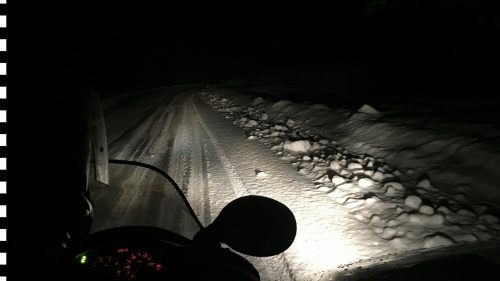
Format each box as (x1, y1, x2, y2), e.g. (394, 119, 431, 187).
(199, 88, 500, 264)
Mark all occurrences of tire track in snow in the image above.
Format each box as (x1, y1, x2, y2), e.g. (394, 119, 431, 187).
(167, 93, 212, 226)
(105, 89, 306, 280)
(107, 94, 178, 161)
(200, 137, 212, 224)
(190, 95, 250, 198)
(188, 94, 297, 281)
(184, 102, 212, 226)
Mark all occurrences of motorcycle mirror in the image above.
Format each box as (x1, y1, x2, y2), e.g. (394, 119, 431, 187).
(194, 195, 296, 257)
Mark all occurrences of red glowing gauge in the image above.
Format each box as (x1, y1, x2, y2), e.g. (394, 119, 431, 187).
(122, 250, 162, 279)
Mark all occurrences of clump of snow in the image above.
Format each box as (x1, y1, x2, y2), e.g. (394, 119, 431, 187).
(371, 171, 385, 182)
(480, 214, 500, 224)
(270, 100, 296, 114)
(419, 205, 435, 215)
(283, 140, 311, 154)
(416, 178, 433, 189)
(331, 176, 346, 186)
(384, 182, 404, 197)
(411, 213, 445, 225)
(319, 139, 329, 145)
(273, 125, 288, 131)
(318, 186, 333, 192)
(330, 160, 342, 172)
(364, 170, 374, 176)
(436, 206, 451, 214)
(357, 104, 381, 115)
(347, 162, 363, 170)
(452, 193, 467, 202)
(405, 195, 423, 209)
(286, 119, 296, 127)
(245, 120, 259, 127)
(255, 169, 268, 177)
(358, 178, 376, 188)
(251, 97, 265, 106)
(423, 234, 455, 249)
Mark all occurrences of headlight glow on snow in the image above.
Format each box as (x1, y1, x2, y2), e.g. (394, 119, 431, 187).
(296, 227, 360, 272)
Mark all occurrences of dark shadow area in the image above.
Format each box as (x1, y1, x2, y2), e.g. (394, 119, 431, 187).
(347, 254, 500, 281)
(12, 1, 500, 108)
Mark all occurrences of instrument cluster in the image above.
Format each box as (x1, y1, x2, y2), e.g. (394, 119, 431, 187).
(78, 246, 165, 280)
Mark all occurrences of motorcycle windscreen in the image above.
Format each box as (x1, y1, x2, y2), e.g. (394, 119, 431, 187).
(89, 162, 201, 239)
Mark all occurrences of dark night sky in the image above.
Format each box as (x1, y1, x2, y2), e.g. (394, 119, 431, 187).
(12, 1, 500, 98)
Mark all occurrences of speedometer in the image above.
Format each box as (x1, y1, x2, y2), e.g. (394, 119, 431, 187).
(122, 250, 163, 280)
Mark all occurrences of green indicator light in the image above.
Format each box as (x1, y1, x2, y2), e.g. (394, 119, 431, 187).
(80, 255, 87, 264)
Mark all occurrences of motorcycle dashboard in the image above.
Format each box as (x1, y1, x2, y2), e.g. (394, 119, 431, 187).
(75, 226, 190, 280)
(74, 225, 199, 280)
(73, 226, 260, 281)
(77, 244, 172, 280)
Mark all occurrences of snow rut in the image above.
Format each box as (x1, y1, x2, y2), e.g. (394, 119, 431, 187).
(166, 94, 212, 226)
(184, 94, 297, 281)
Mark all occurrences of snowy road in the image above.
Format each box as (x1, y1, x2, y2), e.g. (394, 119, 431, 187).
(92, 85, 500, 281)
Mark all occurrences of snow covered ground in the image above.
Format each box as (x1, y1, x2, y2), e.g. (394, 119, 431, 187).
(198, 85, 500, 274)
(100, 84, 500, 280)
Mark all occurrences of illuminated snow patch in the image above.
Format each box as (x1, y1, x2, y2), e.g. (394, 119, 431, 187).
(200, 90, 500, 279)
(358, 177, 376, 188)
(284, 140, 311, 154)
